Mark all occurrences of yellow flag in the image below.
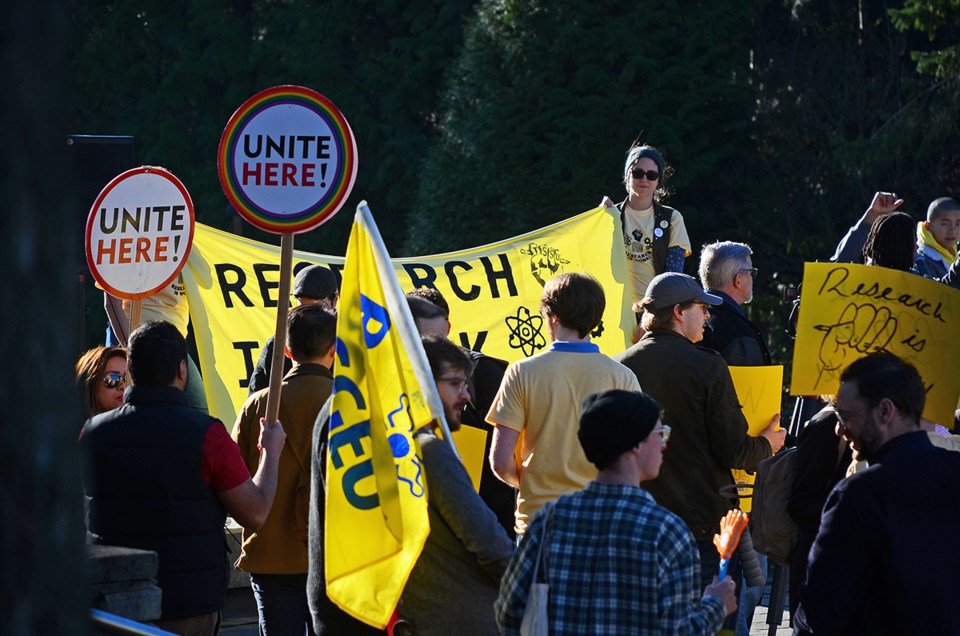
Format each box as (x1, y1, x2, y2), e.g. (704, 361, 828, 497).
(324, 203, 440, 628)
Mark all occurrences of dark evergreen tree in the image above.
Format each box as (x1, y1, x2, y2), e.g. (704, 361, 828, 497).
(70, 0, 476, 254)
(406, 0, 772, 260)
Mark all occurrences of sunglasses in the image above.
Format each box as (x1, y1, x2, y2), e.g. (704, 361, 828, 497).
(102, 371, 126, 389)
(651, 425, 671, 443)
(631, 168, 661, 181)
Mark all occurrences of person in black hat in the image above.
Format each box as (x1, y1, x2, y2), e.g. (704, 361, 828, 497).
(495, 389, 736, 635)
(248, 264, 339, 394)
(614, 272, 784, 592)
(604, 143, 692, 321)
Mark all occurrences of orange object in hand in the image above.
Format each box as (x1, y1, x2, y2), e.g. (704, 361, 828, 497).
(713, 509, 749, 579)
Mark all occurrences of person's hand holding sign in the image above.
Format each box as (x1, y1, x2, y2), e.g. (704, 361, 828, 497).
(759, 413, 785, 454)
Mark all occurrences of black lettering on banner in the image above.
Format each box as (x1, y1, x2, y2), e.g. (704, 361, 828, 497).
(458, 331, 487, 352)
(254, 263, 281, 308)
(480, 254, 518, 299)
(403, 263, 438, 289)
(233, 341, 260, 388)
(215, 264, 254, 308)
(445, 261, 480, 301)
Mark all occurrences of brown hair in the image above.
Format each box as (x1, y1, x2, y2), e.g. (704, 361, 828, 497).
(75, 345, 126, 416)
(540, 273, 605, 338)
(638, 298, 696, 332)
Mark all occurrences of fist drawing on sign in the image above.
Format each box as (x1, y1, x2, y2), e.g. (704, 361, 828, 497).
(814, 302, 897, 388)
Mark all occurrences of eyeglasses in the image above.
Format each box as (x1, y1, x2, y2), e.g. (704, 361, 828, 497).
(740, 267, 759, 278)
(438, 376, 469, 392)
(631, 168, 661, 181)
(651, 425, 671, 443)
(102, 371, 126, 389)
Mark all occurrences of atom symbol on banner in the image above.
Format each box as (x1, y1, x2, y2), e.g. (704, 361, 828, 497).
(506, 307, 546, 356)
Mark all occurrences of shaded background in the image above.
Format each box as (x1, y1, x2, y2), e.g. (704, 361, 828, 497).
(3, 0, 958, 631)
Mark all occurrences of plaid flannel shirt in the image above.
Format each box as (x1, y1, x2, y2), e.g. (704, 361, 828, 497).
(495, 481, 725, 635)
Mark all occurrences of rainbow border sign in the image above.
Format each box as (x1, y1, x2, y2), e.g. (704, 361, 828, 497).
(218, 85, 358, 234)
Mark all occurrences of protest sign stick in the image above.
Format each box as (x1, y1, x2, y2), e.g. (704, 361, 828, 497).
(263, 233, 294, 429)
(129, 299, 142, 333)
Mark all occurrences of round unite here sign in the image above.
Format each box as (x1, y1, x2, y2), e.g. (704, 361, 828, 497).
(85, 166, 195, 300)
(218, 85, 358, 234)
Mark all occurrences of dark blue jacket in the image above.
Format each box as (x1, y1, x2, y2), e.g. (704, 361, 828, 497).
(795, 431, 960, 635)
(80, 385, 229, 620)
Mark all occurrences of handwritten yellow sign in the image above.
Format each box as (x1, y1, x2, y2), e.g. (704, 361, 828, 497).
(792, 262, 960, 427)
(729, 365, 783, 513)
(729, 366, 784, 437)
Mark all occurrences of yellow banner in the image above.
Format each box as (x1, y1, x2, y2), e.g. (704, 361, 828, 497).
(323, 205, 438, 627)
(729, 366, 783, 513)
(182, 205, 632, 426)
(792, 262, 960, 427)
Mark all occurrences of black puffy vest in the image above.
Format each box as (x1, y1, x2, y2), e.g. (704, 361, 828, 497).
(80, 385, 229, 620)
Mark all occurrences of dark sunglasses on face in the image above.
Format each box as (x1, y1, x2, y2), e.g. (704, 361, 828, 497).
(631, 168, 660, 181)
(102, 371, 126, 389)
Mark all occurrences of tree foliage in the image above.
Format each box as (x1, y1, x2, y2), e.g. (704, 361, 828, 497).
(890, 0, 960, 78)
(70, 0, 476, 253)
(406, 0, 766, 258)
(69, 0, 960, 367)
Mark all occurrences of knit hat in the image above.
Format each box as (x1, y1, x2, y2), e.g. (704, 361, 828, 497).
(578, 390, 661, 469)
(293, 265, 338, 299)
(644, 272, 722, 310)
(624, 145, 666, 178)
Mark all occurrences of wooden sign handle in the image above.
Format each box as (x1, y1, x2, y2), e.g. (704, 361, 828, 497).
(264, 233, 294, 428)
(129, 299, 142, 333)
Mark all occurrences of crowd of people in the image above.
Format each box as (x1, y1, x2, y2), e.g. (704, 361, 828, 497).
(74, 142, 960, 636)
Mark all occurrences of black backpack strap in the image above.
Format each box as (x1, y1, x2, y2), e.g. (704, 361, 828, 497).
(651, 202, 673, 274)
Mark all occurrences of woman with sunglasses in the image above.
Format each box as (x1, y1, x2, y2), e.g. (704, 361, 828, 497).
(616, 144, 692, 321)
(76, 345, 127, 417)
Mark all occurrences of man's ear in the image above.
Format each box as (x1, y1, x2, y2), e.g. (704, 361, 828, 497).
(671, 303, 685, 322)
(323, 344, 336, 366)
(877, 397, 896, 425)
(177, 360, 188, 386)
(924, 220, 932, 230)
(284, 345, 293, 360)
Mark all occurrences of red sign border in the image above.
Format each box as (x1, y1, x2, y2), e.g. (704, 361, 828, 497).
(84, 166, 196, 300)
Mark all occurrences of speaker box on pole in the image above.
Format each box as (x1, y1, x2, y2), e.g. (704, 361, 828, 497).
(67, 135, 135, 349)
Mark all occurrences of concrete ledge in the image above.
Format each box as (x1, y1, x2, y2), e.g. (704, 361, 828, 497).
(87, 544, 158, 583)
(87, 544, 162, 622)
(94, 583, 163, 622)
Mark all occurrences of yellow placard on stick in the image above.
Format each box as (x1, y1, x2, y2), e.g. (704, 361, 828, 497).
(729, 365, 783, 513)
(729, 366, 784, 437)
(791, 262, 960, 427)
